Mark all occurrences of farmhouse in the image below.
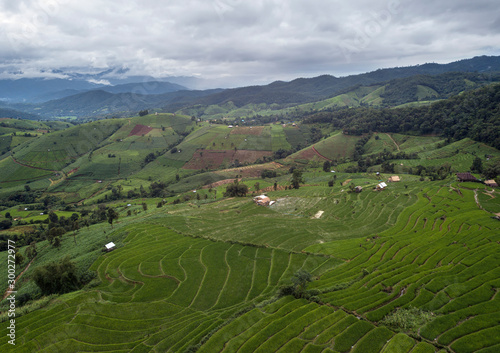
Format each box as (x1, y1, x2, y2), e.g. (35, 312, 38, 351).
(388, 175, 400, 182)
(104, 242, 116, 252)
(253, 194, 271, 206)
(376, 182, 387, 191)
(456, 173, 478, 182)
(485, 180, 498, 187)
(355, 186, 363, 193)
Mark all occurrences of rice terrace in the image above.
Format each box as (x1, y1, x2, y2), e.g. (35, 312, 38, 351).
(0, 57, 500, 353)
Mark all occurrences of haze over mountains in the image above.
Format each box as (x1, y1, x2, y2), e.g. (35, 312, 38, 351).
(1, 55, 500, 119)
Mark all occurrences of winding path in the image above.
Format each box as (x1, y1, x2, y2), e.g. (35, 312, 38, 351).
(385, 133, 400, 151)
(311, 146, 333, 161)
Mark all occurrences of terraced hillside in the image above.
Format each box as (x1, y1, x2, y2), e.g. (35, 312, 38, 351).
(0, 223, 340, 352)
(2, 174, 498, 352)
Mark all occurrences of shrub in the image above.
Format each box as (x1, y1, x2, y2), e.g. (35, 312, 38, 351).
(381, 306, 434, 333)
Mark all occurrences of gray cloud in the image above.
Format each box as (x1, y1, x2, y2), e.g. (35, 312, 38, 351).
(0, 0, 499, 86)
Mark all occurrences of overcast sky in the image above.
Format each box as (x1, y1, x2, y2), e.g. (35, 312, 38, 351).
(1, 0, 499, 87)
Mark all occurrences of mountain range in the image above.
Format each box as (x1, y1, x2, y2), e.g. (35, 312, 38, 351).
(1, 55, 500, 119)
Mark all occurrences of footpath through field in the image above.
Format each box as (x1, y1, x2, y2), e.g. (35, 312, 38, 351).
(311, 146, 333, 161)
(385, 133, 400, 151)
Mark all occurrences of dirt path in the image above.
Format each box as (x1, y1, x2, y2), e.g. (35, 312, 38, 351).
(74, 181, 112, 205)
(474, 189, 484, 211)
(311, 146, 333, 161)
(11, 156, 58, 172)
(385, 133, 400, 151)
(2, 256, 36, 300)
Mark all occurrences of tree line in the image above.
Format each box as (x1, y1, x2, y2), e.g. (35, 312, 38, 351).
(303, 84, 500, 149)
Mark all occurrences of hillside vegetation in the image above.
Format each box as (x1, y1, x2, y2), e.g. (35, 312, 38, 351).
(0, 71, 499, 353)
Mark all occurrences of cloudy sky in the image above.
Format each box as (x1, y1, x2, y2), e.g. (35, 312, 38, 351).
(1, 0, 499, 87)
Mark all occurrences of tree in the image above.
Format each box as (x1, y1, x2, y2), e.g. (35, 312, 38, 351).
(15, 252, 24, 266)
(5, 212, 11, 219)
(32, 256, 79, 295)
(142, 202, 148, 211)
(254, 182, 260, 191)
(25, 242, 37, 260)
(471, 156, 483, 173)
(223, 180, 249, 197)
(107, 208, 119, 228)
(323, 161, 331, 172)
(24, 184, 31, 192)
(53, 237, 61, 249)
(0, 219, 12, 230)
(48, 210, 58, 224)
(328, 179, 334, 187)
(71, 221, 79, 244)
(483, 163, 500, 179)
(48, 226, 65, 244)
(138, 109, 149, 116)
(291, 169, 304, 189)
(291, 270, 313, 293)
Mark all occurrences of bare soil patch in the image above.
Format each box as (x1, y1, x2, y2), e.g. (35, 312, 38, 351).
(128, 124, 153, 136)
(183, 149, 272, 170)
(230, 126, 264, 135)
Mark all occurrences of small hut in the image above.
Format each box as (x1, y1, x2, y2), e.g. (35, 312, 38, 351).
(485, 180, 498, 187)
(388, 176, 400, 182)
(456, 173, 478, 182)
(376, 182, 387, 191)
(104, 242, 116, 252)
(355, 186, 363, 193)
(253, 194, 271, 206)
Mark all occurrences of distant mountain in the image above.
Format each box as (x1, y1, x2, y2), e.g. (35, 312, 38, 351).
(0, 107, 40, 120)
(0, 78, 102, 102)
(177, 55, 500, 108)
(4, 55, 500, 118)
(0, 75, 190, 103)
(14, 88, 224, 118)
(95, 81, 186, 95)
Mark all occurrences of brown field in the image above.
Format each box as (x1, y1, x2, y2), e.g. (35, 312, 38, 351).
(287, 146, 328, 162)
(183, 149, 273, 170)
(230, 126, 264, 135)
(214, 162, 284, 178)
(128, 124, 153, 136)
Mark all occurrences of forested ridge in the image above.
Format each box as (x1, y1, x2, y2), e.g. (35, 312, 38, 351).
(304, 83, 500, 149)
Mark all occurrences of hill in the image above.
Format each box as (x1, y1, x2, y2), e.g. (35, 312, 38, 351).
(0, 74, 498, 353)
(0, 108, 40, 120)
(3, 55, 500, 119)
(303, 83, 500, 149)
(0, 171, 498, 352)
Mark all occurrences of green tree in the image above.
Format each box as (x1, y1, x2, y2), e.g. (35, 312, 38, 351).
(254, 182, 260, 191)
(323, 161, 331, 172)
(223, 180, 249, 197)
(48, 210, 58, 224)
(291, 169, 304, 189)
(107, 208, 119, 228)
(142, 202, 148, 211)
(25, 242, 37, 260)
(15, 252, 24, 266)
(471, 156, 483, 173)
(53, 237, 61, 249)
(32, 256, 80, 295)
(291, 270, 313, 293)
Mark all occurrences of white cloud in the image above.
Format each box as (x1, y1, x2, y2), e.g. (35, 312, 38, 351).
(0, 0, 499, 86)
